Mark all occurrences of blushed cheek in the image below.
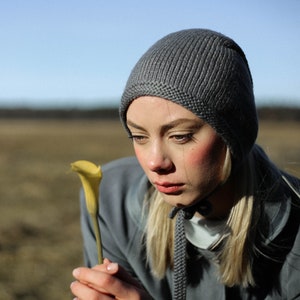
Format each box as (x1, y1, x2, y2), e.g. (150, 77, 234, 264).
(186, 138, 226, 174)
(187, 144, 214, 166)
(133, 147, 145, 168)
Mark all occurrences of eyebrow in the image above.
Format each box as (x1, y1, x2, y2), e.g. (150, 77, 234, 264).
(126, 118, 203, 132)
(126, 120, 146, 131)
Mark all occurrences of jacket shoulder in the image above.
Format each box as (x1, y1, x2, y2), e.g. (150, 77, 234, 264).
(99, 156, 148, 223)
(102, 156, 141, 174)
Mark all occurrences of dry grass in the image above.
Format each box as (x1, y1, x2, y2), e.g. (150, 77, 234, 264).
(0, 119, 299, 299)
(0, 119, 133, 300)
(257, 121, 300, 177)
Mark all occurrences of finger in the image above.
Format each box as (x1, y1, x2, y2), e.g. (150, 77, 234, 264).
(93, 260, 142, 289)
(73, 267, 144, 300)
(73, 267, 120, 294)
(70, 280, 113, 300)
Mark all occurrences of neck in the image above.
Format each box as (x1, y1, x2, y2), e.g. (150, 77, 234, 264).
(169, 172, 237, 221)
(198, 173, 236, 220)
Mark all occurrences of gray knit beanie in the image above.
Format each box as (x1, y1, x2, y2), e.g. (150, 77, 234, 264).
(120, 29, 258, 163)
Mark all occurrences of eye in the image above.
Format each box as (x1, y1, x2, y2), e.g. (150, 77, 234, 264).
(129, 135, 148, 145)
(171, 133, 194, 143)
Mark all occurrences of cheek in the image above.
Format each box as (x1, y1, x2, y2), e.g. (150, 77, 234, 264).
(186, 137, 225, 169)
(184, 147, 206, 168)
(133, 146, 145, 167)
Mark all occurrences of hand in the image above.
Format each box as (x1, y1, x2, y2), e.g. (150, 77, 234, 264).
(70, 258, 152, 299)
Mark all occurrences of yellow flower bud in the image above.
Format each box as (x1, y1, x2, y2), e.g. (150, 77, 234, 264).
(71, 160, 102, 216)
(71, 160, 103, 264)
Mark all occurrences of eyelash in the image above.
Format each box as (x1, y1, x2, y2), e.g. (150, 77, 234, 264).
(171, 133, 195, 143)
(128, 133, 195, 144)
(128, 135, 147, 143)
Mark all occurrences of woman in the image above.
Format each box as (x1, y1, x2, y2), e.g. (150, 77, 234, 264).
(70, 29, 300, 299)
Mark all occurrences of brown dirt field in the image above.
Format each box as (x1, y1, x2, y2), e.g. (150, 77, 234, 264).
(0, 119, 299, 299)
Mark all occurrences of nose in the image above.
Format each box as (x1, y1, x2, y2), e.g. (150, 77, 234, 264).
(147, 141, 173, 173)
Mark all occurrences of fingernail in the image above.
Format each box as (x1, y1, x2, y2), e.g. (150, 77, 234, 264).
(72, 268, 80, 277)
(103, 257, 110, 265)
(106, 262, 118, 272)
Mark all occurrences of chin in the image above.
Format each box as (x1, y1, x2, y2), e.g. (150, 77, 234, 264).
(162, 194, 197, 208)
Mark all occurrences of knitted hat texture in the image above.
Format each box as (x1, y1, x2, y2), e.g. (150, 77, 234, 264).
(120, 29, 258, 162)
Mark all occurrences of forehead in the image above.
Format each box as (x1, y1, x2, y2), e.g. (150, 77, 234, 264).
(127, 96, 198, 119)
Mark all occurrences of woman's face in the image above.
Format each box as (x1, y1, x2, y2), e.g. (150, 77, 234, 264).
(126, 96, 228, 209)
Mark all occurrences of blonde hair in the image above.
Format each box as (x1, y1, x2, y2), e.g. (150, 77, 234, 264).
(144, 148, 261, 287)
(144, 189, 174, 277)
(217, 154, 258, 287)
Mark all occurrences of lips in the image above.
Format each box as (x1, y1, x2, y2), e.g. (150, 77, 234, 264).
(154, 182, 184, 194)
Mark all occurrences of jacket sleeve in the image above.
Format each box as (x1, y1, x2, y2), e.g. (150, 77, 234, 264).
(280, 178, 300, 299)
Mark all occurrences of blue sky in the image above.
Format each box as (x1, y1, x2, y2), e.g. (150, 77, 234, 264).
(0, 0, 299, 108)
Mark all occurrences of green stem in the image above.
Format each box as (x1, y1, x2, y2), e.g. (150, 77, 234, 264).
(91, 213, 103, 264)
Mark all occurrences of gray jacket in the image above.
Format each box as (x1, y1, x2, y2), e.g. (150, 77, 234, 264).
(80, 156, 300, 299)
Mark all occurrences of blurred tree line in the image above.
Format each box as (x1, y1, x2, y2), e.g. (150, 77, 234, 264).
(0, 106, 299, 121)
